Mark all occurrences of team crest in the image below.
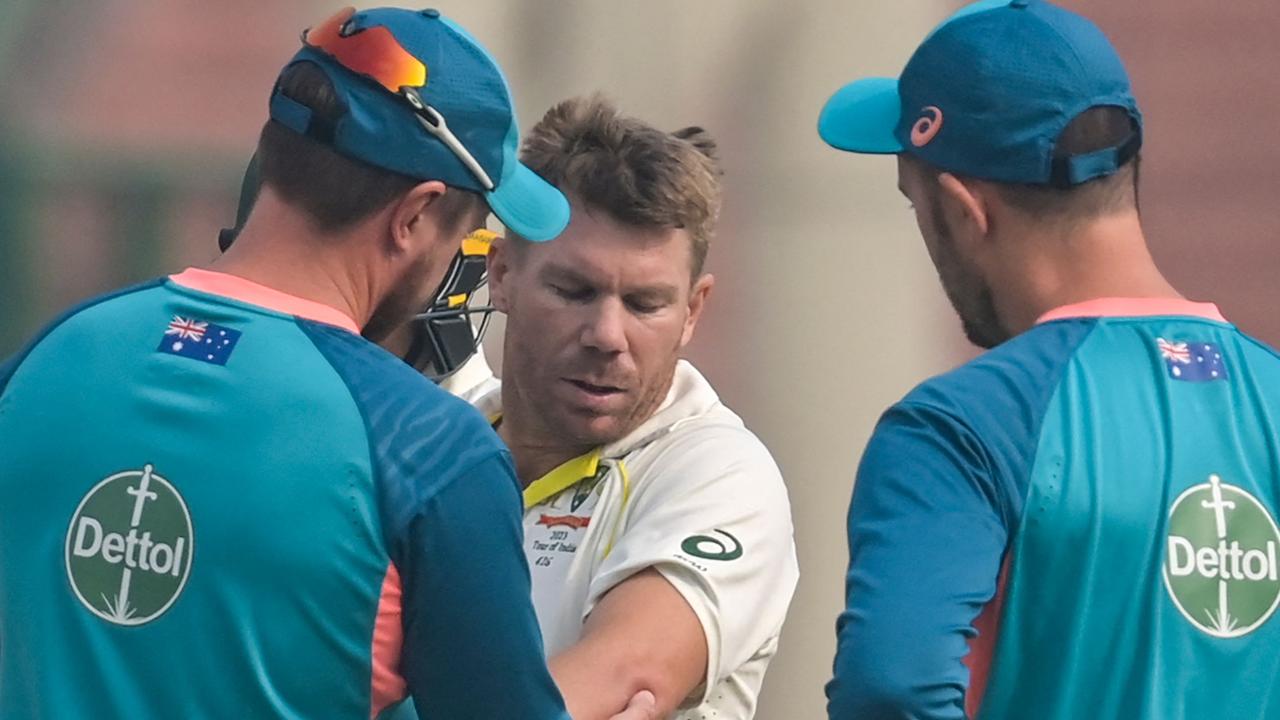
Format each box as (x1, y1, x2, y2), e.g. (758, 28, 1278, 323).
(570, 465, 609, 513)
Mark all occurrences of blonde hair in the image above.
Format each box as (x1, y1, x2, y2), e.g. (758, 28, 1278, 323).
(520, 94, 723, 276)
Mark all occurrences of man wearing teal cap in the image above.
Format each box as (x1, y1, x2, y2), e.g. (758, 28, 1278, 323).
(0, 7, 663, 719)
(820, 1, 1280, 718)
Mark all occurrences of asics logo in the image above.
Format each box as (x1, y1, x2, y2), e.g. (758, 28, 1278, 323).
(910, 106, 944, 147)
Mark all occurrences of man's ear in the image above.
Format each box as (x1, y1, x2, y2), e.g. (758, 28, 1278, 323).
(388, 180, 448, 254)
(936, 172, 991, 239)
(680, 273, 715, 348)
(486, 234, 515, 313)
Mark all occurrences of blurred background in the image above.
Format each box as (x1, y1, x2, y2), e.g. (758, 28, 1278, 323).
(2, 1, 1278, 717)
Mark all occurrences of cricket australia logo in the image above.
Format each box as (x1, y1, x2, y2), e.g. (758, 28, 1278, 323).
(1163, 474, 1280, 638)
(64, 464, 194, 626)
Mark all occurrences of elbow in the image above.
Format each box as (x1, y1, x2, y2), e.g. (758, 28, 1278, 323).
(599, 646, 701, 716)
(827, 661, 946, 720)
(827, 686, 906, 720)
(617, 660, 694, 715)
(827, 688, 916, 720)
(550, 646, 696, 720)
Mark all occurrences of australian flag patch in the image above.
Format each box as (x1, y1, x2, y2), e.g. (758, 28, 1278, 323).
(157, 316, 241, 366)
(1156, 337, 1227, 382)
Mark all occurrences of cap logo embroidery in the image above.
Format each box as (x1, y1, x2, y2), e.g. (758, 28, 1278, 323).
(910, 106, 944, 147)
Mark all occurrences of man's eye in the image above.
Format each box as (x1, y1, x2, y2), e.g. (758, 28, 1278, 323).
(552, 285, 593, 302)
(625, 298, 663, 314)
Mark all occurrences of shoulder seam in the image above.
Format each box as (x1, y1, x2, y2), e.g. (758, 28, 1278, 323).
(903, 321, 1104, 428)
(294, 320, 386, 521)
(295, 321, 509, 524)
(1001, 321, 1101, 535)
(626, 420, 784, 507)
(897, 322, 1102, 531)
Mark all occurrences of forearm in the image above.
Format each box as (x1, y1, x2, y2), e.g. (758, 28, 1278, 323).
(551, 643, 657, 720)
(549, 569, 708, 720)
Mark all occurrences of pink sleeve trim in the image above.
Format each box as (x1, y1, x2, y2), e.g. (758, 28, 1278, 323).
(963, 555, 1009, 718)
(1036, 297, 1226, 325)
(370, 563, 408, 718)
(169, 267, 360, 334)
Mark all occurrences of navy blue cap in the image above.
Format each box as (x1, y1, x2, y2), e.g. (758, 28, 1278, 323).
(818, 0, 1142, 187)
(269, 7, 569, 241)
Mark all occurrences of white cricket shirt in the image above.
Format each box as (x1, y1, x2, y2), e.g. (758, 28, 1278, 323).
(475, 360, 799, 719)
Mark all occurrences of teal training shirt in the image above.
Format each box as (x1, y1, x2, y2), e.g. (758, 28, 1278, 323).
(0, 268, 568, 720)
(828, 298, 1280, 719)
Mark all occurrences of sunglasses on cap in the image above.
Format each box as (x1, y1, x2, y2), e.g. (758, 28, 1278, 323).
(303, 6, 496, 191)
(404, 229, 498, 381)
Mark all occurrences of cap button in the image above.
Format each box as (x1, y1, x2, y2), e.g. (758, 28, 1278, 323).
(421, 8, 441, 18)
(1010, 0, 1030, 7)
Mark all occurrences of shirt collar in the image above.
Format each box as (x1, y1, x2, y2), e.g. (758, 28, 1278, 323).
(169, 267, 360, 334)
(1036, 297, 1226, 325)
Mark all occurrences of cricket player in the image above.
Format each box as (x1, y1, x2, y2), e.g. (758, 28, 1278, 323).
(0, 7, 600, 718)
(220, 154, 500, 402)
(819, 1, 1280, 718)
(482, 96, 798, 720)
(220, 153, 499, 399)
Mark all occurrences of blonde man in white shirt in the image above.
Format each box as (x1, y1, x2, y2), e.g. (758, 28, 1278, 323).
(480, 95, 799, 720)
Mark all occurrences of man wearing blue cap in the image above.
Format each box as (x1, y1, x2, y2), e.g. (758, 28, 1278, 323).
(0, 7, 662, 719)
(819, 1, 1280, 718)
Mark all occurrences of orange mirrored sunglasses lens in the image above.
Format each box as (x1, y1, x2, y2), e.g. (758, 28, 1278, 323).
(303, 6, 427, 93)
(304, 6, 355, 47)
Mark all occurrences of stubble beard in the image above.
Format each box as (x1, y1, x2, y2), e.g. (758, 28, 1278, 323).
(363, 253, 434, 344)
(928, 195, 1009, 350)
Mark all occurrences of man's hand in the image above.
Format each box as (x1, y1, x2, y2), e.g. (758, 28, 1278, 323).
(608, 690, 658, 720)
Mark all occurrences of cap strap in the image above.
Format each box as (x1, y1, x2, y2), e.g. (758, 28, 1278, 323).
(269, 91, 314, 135)
(268, 87, 340, 144)
(1050, 128, 1142, 187)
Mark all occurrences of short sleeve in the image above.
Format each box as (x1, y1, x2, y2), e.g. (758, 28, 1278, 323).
(586, 424, 799, 707)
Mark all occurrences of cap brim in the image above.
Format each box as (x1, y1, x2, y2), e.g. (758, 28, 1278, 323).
(486, 161, 570, 242)
(818, 77, 904, 154)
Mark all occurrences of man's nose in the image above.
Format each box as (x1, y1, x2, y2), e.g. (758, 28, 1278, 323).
(579, 297, 628, 355)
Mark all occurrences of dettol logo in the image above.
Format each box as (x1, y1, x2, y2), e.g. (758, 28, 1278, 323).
(64, 464, 194, 626)
(1163, 474, 1280, 638)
